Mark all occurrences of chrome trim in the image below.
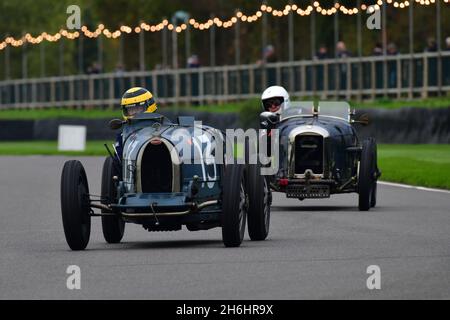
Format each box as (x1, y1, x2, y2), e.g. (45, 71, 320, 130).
(136, 138, 181, 193)
(90, 203, 112, 211)
(280, 114, 349, 123)
(120, 200, 219, 217)
(319, 115, 350, 122)
(288, 126, 330, 140)
(122, 210, 190, 217)
(196, 200, 219, 210)
(288, 125, 329, 179)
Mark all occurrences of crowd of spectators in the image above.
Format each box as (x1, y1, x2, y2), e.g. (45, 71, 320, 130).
(84, 36, 450, 92)
(309, 37, 450, 90)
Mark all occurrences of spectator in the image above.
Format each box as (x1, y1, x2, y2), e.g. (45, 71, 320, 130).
(372, 42, 384, 88)
(387, 43, 398, 55)
(425, 37, 438, 87)
(115, 63, 125, 75)
(336, 41, 351, 90)
(387, 42, 399, 88)
(425, 37, 437, 52)
(114, 63, 125, 98)
(336, 41, 351, 59)
(264, 45, 277, 63)
(315, 45, 328, 90)
(372, 42, 383, 56)
(87, 62, 101, 74)
(187, 55, 201, 68)
(444, 37, 450, 85)
(315, 45, 328, 60)
(257, 45, 278, 86)
(187, 55, 200, 99)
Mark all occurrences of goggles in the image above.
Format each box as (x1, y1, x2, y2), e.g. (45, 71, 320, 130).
(263, 97, 284, 111)
(122, 98, 155, 117)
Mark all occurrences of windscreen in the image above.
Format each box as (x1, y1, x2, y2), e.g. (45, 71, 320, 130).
(318, 101, 350, 121)
(280, 101, 314, 120)
(280, 101, 350, 121)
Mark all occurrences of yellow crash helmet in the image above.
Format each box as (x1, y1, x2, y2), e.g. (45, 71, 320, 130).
(121, 87, 157, 120)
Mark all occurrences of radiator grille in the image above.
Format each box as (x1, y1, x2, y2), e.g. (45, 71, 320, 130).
(294, 135, 324, 175)
(141, 144, 172, 193)
(286, 185, 330, 198)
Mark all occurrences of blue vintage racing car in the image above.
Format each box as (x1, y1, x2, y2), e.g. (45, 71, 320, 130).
(60, 113, 270, 250)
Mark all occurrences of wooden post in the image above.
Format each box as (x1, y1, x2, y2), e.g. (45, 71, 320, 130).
(422, 55, 428, 98)
(396, 58, 402, 99)
(382, 1, 388, 98)
(408, 2, 414, 99)
(370, 60, 376, 100)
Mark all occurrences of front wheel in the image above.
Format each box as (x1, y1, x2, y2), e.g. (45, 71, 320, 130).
(358, 138, 377, 211)
(247, 164, 270, 241)
(61, 160, 91, 250)
(221, 164, 247, 247)
(101, 157, 125, 244)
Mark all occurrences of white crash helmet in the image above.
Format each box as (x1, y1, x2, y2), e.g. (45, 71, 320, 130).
(261, 86, 290, 115)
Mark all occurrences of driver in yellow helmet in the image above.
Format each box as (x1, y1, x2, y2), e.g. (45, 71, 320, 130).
(121, 87, 158, 120)
(115, 87, 158, 161)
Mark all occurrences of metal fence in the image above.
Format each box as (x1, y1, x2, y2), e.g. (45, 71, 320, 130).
(0, 51, 449, 109)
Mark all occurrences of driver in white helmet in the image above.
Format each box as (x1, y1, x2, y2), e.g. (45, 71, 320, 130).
(261, 85, 290, 117)
(260, 86, 290, 162)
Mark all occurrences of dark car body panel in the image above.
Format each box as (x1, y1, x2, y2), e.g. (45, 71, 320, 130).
(268, 102, 370, 198)
(115, 113, 225, 224)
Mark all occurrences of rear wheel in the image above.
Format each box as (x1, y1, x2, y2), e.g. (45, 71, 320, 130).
(358, 139, 376, 211)
(101, 157, 125, 244)
(221, 164, 247, 247)
(61, 161, 91, 250)
(247, 164, 270, 241)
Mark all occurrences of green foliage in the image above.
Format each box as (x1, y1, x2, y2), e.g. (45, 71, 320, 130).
(1, 1, 449, 78)
(0, 0, 88, 77)
(238, 98, 262, 129)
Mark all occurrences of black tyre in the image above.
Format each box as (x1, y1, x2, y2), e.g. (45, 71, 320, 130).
(221, 164, 247, 247)
(61, 160, 91, 251)
(101, 157, 125, 244)
(370, 183, 377, 208)
(358, 138, 376, 211)
(247, 164, 270, 241)
(370, 142, 378, 208)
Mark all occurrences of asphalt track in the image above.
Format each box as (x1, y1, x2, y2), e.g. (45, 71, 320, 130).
(0, 156, 449, 300)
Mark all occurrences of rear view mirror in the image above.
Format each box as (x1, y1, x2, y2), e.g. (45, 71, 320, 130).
(109, 119, 124, 130)
(260, 112, 279, 129)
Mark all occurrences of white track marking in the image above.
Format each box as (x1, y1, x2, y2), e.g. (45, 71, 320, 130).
(379, 181, 450, 194)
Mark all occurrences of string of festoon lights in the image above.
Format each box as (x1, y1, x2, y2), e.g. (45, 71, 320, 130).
(0, 0, 447, 51)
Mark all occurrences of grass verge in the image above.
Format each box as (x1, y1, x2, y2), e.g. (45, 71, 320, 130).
(0, 97, 448, 120)
(0, 141, 113, 156)
(0, 102, 244, 120)
(0, 142, 448, 190)
(378, 144, 450, 190)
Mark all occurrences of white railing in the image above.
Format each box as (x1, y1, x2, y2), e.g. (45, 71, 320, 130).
(0, 51, 449, 109)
